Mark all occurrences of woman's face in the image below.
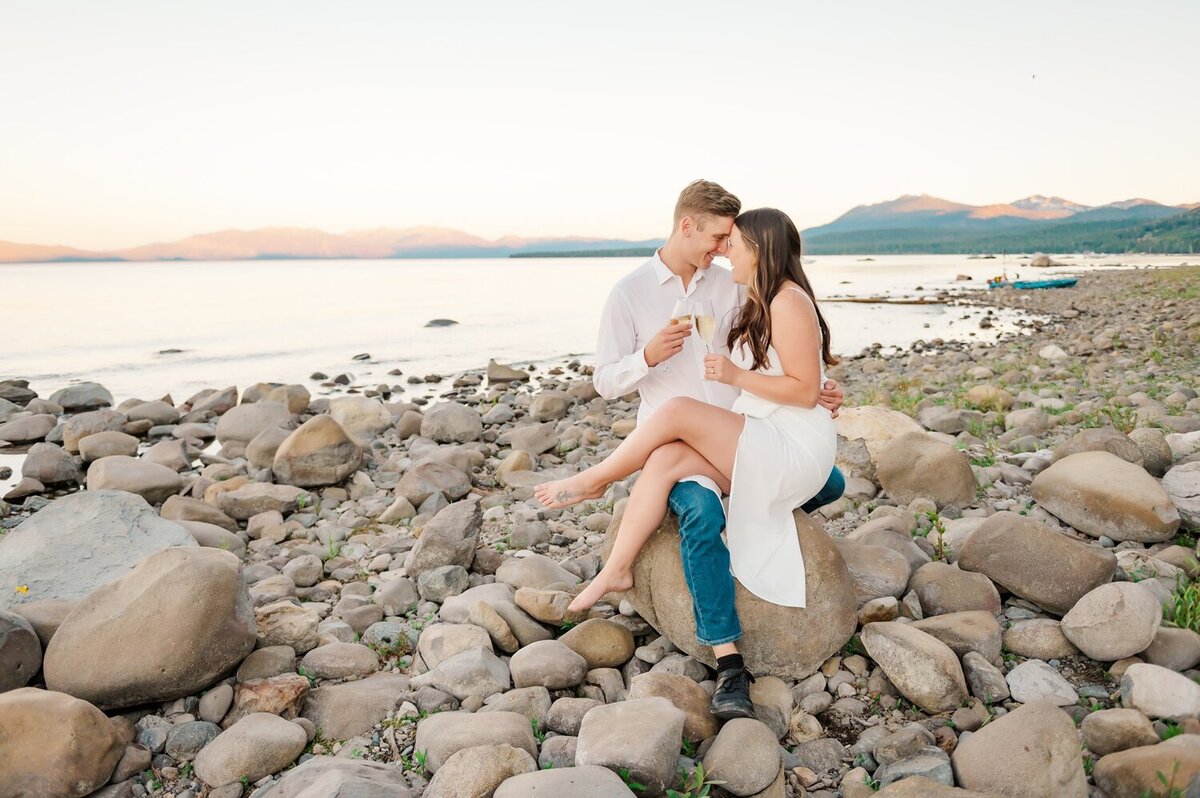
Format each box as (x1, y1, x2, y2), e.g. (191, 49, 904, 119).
(727, 225, 756, 285)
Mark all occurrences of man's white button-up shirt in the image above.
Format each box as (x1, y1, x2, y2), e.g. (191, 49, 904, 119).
(592, 251, 743, 424)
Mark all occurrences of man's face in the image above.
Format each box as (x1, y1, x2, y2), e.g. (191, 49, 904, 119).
(685, 214, 734, 270)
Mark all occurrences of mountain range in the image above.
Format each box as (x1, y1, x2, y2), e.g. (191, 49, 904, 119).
(2, 195, 1197, 262)
(800, 195, 1199, 255)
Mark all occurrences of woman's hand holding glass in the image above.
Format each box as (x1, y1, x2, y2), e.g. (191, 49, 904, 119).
(703, 352, 741, 385)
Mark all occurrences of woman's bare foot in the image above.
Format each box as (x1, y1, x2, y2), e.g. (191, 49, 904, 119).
(567, 567, 634, 613)
(534, 473, 606, 509)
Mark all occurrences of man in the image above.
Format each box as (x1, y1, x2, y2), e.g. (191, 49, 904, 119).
(592, 179, 845, 720)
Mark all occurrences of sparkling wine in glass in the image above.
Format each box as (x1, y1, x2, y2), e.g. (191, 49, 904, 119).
(693, 300, 717, 351)
(669, 299, 691, 326)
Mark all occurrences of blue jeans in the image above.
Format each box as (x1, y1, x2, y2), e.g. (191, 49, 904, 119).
(800, 466, 845, 514)
(669, 466, 845, 646)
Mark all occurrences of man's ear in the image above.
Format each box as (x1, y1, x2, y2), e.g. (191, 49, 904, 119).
(679, 215, 693, 237)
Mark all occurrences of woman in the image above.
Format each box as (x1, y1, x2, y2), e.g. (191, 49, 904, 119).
(535, 207, 838, 615)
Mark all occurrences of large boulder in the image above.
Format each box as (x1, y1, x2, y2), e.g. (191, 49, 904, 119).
(406, 498, 482, 580)
(43, 547, 257, 709)
(85, 455, 183, 504)
(215, 401, 293, 445)
(77, 430, 139, 462)
(272, 415, 362, 487)
(1060, 582, 1162, 662)
(1052, 427, 1144, 466)
(0, 413, 57, 444)
(860, 622, 968, 713)
(0, 688, 124, 796)
(497, 422, 559, 456)
(265, 384, 311, 415)
(125, 400, 181, 426)
(1119, 663, 1200, 720)
(908, 561, 1001, 616)
(301, 674, 412, 739)
(835, 539, 912, 605)
(216, 483, 310, 520)
(911, 611, 1003, 666)
(607, 504, 856, 680)
(575, 697, 687, 797)
(396, 461, 473, 507)
(329, 397, 393, 445)
(424, 744, 537, 798)
(190, 386, 238, 415)
(421, 402, 484, 444)
(951, 699, 1087, 798)
(1093, 735, 1200, 798)
(1163, 462, 1200, 532)
(20, 442, 80, 485)
(62, 409, 127, 453)
(0, 610, 41, 691)
(252, 756, 413, 798)
(877, 432, 977, 508)
(49, 382, 113, 411)
(957, 511, 1117, 614)
(1031, 451, 1180, 542)
(193, 712, 308, 788)
(626, 672, 719, 743)
(835, 407, 924, 467)
(494, 766, 635, 797)
(0, 491, 196, 610)
(414, 710, 537, 774)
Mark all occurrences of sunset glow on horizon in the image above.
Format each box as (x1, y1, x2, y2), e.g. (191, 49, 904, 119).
(2, 0, 1197, 250)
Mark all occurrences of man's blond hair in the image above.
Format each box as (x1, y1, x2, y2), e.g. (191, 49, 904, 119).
(673, 179, 741, 231)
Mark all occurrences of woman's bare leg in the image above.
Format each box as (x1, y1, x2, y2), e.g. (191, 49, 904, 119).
(568, 441, 733, 612)
(536, 398, 745, 509)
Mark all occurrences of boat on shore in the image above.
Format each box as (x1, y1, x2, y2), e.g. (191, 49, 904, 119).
(988, 277, 1078, 290)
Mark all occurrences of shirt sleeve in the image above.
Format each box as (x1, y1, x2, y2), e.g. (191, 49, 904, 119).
(592, 286, 651, 400)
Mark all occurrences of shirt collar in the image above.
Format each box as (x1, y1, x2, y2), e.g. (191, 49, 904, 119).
(652, 249, 706, 287)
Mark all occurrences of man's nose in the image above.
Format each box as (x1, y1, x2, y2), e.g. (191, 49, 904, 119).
(715, 239, 729, 254)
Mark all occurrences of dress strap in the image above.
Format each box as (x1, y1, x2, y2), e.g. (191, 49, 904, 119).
(783, 286, 813, 303)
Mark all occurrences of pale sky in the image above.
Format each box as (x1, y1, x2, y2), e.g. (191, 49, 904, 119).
(2, 0, 1197, 250)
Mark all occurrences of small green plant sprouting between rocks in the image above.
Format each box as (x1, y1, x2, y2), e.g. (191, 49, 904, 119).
(667, 761, 724, 798)
(1141, 760, 1186, 798)
(619, 767, 648, 793)
(913, 511, 949, 562)
(531, 718, 547, 743)
(1168, 573, 1200, 634)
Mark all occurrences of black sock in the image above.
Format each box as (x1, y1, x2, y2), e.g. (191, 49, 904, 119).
(716, 653, 744, 673)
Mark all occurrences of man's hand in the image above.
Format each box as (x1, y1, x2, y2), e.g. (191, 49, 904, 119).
(643, 320, 692, 367)
(818, 379, 844, 418)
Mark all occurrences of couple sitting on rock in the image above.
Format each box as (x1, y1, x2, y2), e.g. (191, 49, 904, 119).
(535, 180, 846, 721)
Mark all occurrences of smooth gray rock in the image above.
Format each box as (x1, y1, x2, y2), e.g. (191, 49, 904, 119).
(0, 491, 196, 610)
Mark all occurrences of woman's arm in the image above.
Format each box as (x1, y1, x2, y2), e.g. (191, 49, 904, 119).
(704, 289, 823, 408)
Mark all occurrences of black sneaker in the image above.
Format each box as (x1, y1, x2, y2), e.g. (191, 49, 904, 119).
(710, 666, 757, 721)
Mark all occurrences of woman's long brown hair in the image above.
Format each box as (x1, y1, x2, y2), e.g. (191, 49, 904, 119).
(726, 207, 838, 371)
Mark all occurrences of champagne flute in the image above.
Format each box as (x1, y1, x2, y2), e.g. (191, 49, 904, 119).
(669, 299, 691, 326)
(693, 300, 717, 352)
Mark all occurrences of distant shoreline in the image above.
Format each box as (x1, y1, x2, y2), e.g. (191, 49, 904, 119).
(4, 249, 1199, 266)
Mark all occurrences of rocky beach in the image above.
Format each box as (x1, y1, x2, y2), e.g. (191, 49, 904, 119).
(1, 263, 1199, 798)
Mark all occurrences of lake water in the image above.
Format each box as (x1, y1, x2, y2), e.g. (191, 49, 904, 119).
(2, 253, 1187, 408)
(4, 252, 1192, 497)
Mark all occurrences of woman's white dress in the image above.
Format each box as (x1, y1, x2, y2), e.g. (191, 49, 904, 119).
(724, 289, 837, 608)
